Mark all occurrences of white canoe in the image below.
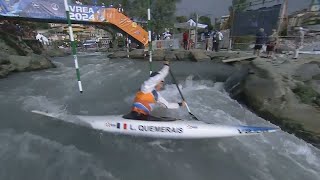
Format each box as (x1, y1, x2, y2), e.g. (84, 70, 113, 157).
(31, 110, 279, 139)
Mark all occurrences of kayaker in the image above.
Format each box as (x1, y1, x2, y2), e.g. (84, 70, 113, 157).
(123, 61, 186, 121)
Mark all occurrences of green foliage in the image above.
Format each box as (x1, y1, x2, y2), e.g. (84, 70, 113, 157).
(233, 35, 255, 50)
(72, 0, 180, 34)
(232, 0, 247, 11)
(224, 0, 247, 30)
(188, 12, 197, 20)
(199, 16, 213, 30)
(176, 16, 188, 23)
(34, 22, 49, 29)
(292, 84, 320, 105)
(128, 0, 181, 33)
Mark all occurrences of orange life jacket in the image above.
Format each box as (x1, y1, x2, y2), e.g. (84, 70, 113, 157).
(132, 90, 158, 115)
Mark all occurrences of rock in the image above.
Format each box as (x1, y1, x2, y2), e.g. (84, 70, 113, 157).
(175, 50, 191, 61)
(164, 51, 177, 61)
(0, 52, 10, 65)
(23, 39, 43, 55)
(224, 66, 249, 97)
(204, 51, 217, 59)
(0, 31, 33, 56)
(44, 48, 71, 57)
(310, 80, 320, 95)
(242, 61, 320, 147)
(190, 49, 210, 61)
(153, 49, 165, 61)
(0, 65, 10, 78)
(0, 39, 19, 55)
(108, 51, 128, 59)
(9, 55, 30, 71)
(128, 49, 144, 59)
(313, 74, 320, 80)
(9, 54, 55, 72)
(315, 98, 320, 106)
(293, 63, 320, 82)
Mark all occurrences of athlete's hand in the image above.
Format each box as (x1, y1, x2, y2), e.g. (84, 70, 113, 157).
(179, 101, 186, 107)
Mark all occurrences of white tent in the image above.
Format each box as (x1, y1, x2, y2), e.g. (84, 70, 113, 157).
(174, 19, 208, 29)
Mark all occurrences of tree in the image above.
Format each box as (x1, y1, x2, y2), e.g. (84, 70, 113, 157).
(199, 16, 213, 30)
(225, 0, 247, 29)
(232, 0, 248, 12)
(128, 0, 181, 33)
(71, 0, 181, 34)
(176, 16, 187, 23)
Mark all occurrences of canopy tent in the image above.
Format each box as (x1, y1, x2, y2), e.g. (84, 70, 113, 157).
(174, 19, 208, 29)
(174, 19, 208, 49)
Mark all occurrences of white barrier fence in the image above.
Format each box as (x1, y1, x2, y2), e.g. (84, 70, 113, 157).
(151, 39, 180, 50)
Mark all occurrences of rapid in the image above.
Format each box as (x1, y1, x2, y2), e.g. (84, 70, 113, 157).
(0, 52, 319, 180)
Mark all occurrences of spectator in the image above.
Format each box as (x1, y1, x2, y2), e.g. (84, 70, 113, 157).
(109, 41, 113, 48)
(293, 27, 305, 59)
(15, 23, 23, 40)
(266, 29, 278, 59)
(117, 4, 124, 13)
(254, 28, 266, 57)
(163, 31, 171, 40)
(212, 29, 223, 52)
(75, 0, 82, 5)
(183, 31, 189, 50)
(151, 32, 156, 41)
(204, 28, 211, 51)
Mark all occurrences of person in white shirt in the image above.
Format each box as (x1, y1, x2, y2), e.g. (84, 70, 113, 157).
(293, 27, 305, 59)
(212, 30, 223, 52)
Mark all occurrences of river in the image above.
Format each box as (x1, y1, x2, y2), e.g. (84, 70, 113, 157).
(0, 52, 319, 180)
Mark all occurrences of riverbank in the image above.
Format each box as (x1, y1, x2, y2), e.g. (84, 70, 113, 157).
(237, 55, 320, 148)
(0, 30, 70, 78)
(1, 39, 319, 148)
(109, 49, 320, 148)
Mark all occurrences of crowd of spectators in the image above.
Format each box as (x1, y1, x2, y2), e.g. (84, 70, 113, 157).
(253, 27, 305, 59)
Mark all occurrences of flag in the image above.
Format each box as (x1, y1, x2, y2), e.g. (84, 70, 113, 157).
(117, 123, 127, 130)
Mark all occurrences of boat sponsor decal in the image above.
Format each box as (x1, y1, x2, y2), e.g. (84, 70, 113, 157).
(187, 125, 198, 129)
(237, 126, 275, 134)
(116, 123, 128, 130)
(105, 122, 116, 127)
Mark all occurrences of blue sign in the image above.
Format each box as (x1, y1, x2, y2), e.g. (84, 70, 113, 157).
(0, 0, 105, 22)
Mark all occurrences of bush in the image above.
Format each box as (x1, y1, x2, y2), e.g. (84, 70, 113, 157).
(292, 84, 320, 105)
(232, 35, 255, 50)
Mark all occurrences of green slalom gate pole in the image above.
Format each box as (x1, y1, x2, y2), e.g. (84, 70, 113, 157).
(147, 0, 152, 75)
(64, 0, 83, 93)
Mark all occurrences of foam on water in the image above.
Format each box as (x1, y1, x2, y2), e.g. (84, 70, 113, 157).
(154, 76, 320, 180)
(1, 54, 320, 180)
(0, 129, 117, 180)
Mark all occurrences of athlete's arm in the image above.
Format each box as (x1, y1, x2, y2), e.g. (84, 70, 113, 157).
(140, 63, 169, 93)
(157, 93, 182, 109)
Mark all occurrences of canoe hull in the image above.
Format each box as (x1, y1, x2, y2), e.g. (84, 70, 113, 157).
(32, 110, 279, 139)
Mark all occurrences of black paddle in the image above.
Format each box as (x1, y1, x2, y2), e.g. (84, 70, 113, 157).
(169, 68, 200, 121)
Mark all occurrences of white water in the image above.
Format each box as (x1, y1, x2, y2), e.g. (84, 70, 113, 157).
(0, 53, 319, 180)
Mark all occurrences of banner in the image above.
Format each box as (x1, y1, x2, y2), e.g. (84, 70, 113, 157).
(152, 39, 180, 50)
(232, 4, 282, 36)
(0, 0, 106, 22)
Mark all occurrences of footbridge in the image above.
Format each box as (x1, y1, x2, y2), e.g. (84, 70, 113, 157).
(0, 0, 148, 46)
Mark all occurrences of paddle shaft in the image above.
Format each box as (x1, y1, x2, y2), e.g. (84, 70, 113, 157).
(169, 68, 199, 120)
